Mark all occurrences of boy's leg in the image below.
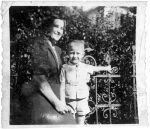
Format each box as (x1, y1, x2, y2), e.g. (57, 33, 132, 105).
(75, 114, 85, 124)
(75, 97, 90, 124)
(66, 98, 76, 119)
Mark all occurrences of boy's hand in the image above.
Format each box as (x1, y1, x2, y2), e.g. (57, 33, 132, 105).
(107, 65, 112, 73)
(111, 67, 118, 74)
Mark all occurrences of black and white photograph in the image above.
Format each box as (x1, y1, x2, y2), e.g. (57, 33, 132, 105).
(1, 1, 148, 127)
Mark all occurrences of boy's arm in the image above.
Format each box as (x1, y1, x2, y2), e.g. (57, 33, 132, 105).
(60, 82, 66, 104)
(92, 65, 112, 73)
(59, 67, 66, 104)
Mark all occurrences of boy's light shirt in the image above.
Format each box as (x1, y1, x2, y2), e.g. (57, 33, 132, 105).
(60, 62, 96, 99)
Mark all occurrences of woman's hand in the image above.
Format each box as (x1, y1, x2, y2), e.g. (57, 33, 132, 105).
(54, 101, 69, 115)
(66, 105, 75, 114)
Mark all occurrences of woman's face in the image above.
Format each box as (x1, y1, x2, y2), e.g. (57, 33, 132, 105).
(48, 19, 65, 41)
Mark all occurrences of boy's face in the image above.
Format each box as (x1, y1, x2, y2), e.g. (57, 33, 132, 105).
(68, 43, 84, 65)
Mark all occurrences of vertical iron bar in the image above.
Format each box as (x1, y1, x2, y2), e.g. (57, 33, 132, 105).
(95, 77, 98, 124)
(108, 74, 112, 124)
(132, 45, 139, 123)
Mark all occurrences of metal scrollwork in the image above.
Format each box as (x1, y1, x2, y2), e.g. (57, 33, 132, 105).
(84, 55, 97, 66)
(111, 92, 117, 103)
(102, 93, 109, 103)
(84, 53, 126, 124)
(111, 67, 118, 74)
(103, 108, 109, 119)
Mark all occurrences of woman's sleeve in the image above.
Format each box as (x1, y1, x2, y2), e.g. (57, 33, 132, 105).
(30, 38, 50, 87)
(31, 40, 50, 76)
(22, 38, 50, 95)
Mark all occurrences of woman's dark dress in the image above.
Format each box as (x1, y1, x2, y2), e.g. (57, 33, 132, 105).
(21, 36, 76, 124)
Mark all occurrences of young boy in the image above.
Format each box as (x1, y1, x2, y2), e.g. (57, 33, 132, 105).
(60, 40, 112, 124)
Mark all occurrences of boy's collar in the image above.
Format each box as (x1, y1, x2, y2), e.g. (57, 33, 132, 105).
(68, 61, 81, 67)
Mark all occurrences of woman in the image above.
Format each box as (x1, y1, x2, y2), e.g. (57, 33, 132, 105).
(21, 16, 76, 124)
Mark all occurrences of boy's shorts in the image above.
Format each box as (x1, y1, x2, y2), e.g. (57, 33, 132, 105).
(66, 97, 90, 116)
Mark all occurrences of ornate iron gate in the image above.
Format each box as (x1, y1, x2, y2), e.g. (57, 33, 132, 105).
(84, 46, 138, 124)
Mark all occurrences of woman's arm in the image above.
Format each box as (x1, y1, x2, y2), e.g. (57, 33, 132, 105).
(40, 80, 68, 114)
(30, 38, 68, 114)
(33, 74, 68, 114)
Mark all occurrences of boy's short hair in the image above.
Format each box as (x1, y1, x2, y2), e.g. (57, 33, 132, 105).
(68, 40, 85, 52)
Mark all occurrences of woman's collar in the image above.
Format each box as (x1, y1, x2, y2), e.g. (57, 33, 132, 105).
(44, 34, 56, 46)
